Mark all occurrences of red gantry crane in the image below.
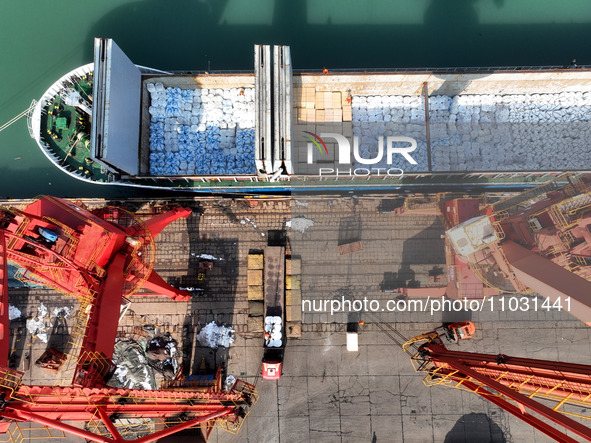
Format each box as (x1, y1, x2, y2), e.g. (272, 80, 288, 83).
(444, 174, 591, 325)
(390, 174, 591, 313)
(404, 325, 591, 443)
(0, 196, 257, 442)
(386, 195, 502, 301)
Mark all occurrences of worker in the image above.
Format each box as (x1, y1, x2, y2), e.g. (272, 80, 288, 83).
(264, 332, 271, 343)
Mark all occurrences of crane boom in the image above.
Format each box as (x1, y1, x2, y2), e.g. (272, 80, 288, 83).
(407, 327, 591, 442)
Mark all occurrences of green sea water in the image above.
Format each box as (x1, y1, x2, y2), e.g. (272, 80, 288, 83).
(1, 0, 590, 198)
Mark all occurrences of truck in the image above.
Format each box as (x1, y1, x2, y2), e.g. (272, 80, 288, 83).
(404, 321, 476, 351)
(442, 321, 475, 342)
(262, 246, 285, 380)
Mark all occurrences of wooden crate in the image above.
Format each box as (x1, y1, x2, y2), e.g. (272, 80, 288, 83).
(303, 87, 315, 102)
(247, 269, 263, 286)
(286, 322, 302, 338)
(248, 254, 264, 270)
(247, 285, 264, 301)
(315, 109, 325, 122)
(332, 92, 342, 109)
(343, 105, 353, 122)
(248, 316, 264, 333)
(286, 275, 301, 290)
(286, 305, 302, 322)
(248, 300, 264, 316)
(286, 258, 301, 275)
(293, 87, 303, 104)
(297, 108, 307, 122)
(338, 241, 363, 255)
(324, 92, 333, 109)
(290, 288, 302, 306)
(315, 91, 325, 109)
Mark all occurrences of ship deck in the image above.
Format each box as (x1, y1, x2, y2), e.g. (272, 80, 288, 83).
(38, 73, 108, 182)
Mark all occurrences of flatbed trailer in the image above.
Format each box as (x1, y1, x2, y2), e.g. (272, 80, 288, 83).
(262, 246, 285, 380)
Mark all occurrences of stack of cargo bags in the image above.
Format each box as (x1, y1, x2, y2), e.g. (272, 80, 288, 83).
(147, 83, 256, 176)
(264, 316, 282, 347)
(352, 95, 428, 172)
(352, 92, 591, 172)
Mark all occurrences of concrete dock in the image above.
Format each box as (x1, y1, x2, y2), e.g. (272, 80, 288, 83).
(5, 196, 590, 442)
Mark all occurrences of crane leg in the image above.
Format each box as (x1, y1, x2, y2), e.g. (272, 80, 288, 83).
(140, 270, 191, 301)
(0, 232, 9, 368)
(133, 206, 192, 238)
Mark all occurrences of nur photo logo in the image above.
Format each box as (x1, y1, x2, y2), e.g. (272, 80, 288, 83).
(302, 132, 419, 177)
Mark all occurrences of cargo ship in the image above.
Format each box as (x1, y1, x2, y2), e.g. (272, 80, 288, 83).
(28, 39, 591, 193)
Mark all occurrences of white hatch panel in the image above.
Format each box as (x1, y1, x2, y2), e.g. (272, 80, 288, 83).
(91, 38, 141, 175)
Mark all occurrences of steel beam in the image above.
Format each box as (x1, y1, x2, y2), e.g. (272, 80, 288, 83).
(2, 407, 233, 443)
(255, 44, 273, 174)
(0, 232, 8, 367)
(433, 349, 591, 442)
(273, 45, 293, 174)
(141, 270, 191, 301)
(458, 378, 580, 443)
(131, 206, 191, 238)
(74, 253, 126, 386)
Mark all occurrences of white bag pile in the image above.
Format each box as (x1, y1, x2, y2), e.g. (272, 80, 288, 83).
(352, 91, 591, 172)
(197, 321, 235, 349)
(147, 83, 256, 176)
(265, 316, 282, 347)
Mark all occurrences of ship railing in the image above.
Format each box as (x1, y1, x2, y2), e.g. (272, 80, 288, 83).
(569, 174, 590, 193)
(26, 99, 39, 139)
(557, 230, 576, 252)
(549, 205, 573, 230)
(144, 171, 579, 183)
(152, 64, 591, 76)
(294, 65, 591, 74)
(552, 253, 587, 279)
(546, 243, 567, 256)
(490, 219, 506, 241)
